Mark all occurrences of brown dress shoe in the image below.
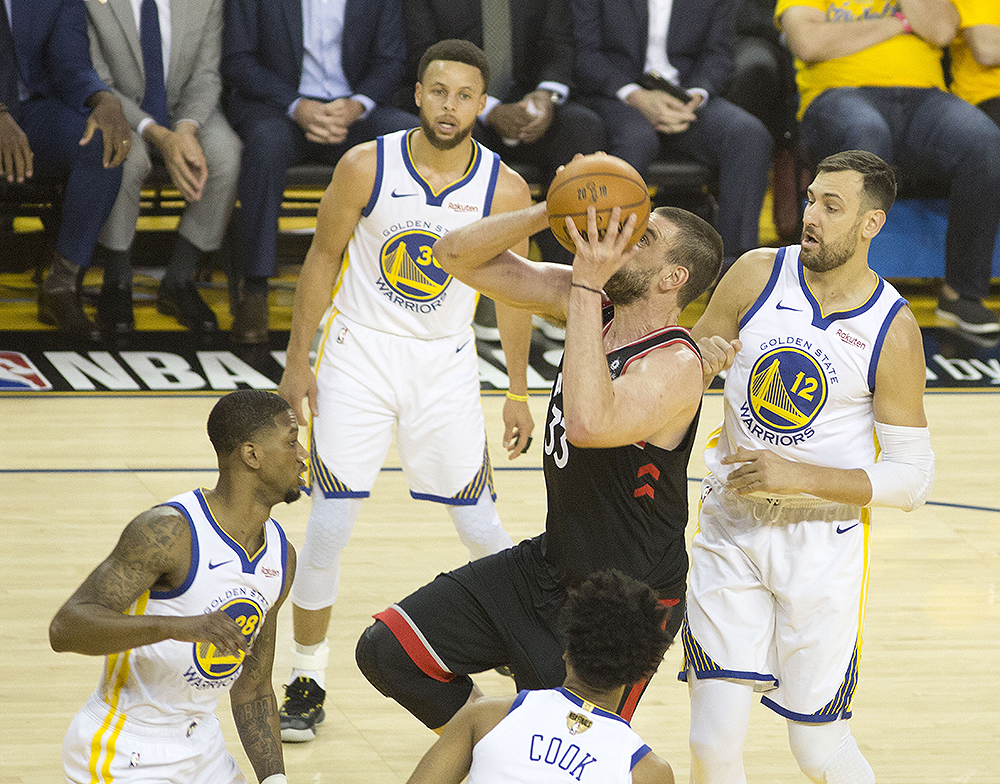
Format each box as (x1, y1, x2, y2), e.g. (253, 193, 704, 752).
(38, 258, 102, 343)
(231, 291, 269, 344)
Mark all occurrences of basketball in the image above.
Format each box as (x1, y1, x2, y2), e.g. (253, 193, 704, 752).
(546, 154, 650, 253)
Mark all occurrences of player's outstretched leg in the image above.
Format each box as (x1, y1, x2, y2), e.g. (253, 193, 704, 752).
(787, 720, 874, 784)
(280, 495, 362, 741)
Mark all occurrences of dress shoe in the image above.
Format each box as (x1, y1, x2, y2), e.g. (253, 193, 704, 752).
(97, 285, 136, 338)
(38, 278, 101, 343)
(157, 280, 219, 333)
(231, 291, 269, 345)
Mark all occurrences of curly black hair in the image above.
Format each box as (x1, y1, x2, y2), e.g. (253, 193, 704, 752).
(207, 390, 292, 457)
(561, 570, 673, 691)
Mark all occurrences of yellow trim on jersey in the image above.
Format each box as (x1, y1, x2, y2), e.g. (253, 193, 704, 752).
(801, 271, 879, 321)
(201, 493, 265, 562)
(404, 130, 480, 197)
(703, 424, 723, 452)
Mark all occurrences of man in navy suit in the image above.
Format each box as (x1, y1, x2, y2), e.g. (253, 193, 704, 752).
(0, 0, 130, 342)
(571, 0, 773, 269)
(221, 0, 418, 345)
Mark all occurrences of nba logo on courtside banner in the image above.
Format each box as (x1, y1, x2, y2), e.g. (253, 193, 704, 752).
(0, 352, 52, 390)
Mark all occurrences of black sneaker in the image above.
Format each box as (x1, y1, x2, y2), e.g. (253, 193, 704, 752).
(936, 296, 1000, 334)
(279, 676, 326, 742)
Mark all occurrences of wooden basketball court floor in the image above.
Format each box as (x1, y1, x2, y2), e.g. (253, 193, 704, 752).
(1, 386, 998, 783)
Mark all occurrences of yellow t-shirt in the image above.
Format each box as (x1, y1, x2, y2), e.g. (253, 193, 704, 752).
(950, 0, 1000, 106)
(775, 0, 947, 117)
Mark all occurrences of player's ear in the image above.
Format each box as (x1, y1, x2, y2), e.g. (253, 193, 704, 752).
(414, 82, 423, 109)
(861, 208, 886, 241)
(661, 264, 688, 292)
(240, 441, 261, 470)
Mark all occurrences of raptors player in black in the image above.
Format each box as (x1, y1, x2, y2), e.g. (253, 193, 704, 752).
(356, 195, 725, 731)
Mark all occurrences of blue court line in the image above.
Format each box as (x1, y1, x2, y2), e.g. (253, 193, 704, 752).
(2, 466, 997, 514)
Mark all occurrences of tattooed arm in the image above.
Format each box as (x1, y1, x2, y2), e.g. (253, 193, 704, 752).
(230, 543, 296, 782)
(49, 506, 249, 657)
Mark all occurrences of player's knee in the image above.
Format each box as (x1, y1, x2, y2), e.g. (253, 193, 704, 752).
(788, 723, 873, 784)
(355, 620, 473, 730)
(689, 722, 743, 774)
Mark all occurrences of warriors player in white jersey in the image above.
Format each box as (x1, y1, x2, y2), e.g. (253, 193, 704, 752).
(51, 390, 305, 784)
(686, 150, 935, 784)
(275, 39, 534, 742)
(405, 569, 676, 784)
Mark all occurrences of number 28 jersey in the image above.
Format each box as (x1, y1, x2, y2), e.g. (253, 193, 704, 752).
(705, 245, 907, 485)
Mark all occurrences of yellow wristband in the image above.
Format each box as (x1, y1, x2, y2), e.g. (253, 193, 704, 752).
(505, 391, 529, 402)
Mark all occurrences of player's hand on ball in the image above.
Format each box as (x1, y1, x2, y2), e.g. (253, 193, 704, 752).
(565, 206, 637, 291)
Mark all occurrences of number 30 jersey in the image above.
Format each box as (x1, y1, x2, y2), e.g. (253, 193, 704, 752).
(705, 245, 907, 488)
(91, 489, 289, 725)
(333, 128, 502, 340)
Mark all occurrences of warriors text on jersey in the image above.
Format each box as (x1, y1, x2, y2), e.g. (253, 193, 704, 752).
(542, 311, 701, 590)
(332, 128, 502, 339)
(467, 688, 651, 784)
(705, 244, 907, 488)
(91, 489, 289, 725)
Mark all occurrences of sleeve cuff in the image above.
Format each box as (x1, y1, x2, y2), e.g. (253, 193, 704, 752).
(536, 81, 569, 104)
(480, 95, 502, 119)
(688, 87, 709, 107)
(137, 117, 154, 136)
(617, 83, 641, 103)
(351, 94, 375, 119)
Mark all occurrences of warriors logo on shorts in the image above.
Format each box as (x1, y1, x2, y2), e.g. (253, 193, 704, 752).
(746, 347, 828, 432)
(379, 230, 451, 301)
(192, 598, 263, 679)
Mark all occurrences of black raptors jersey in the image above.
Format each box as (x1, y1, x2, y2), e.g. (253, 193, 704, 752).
(541, 315, 701, 591)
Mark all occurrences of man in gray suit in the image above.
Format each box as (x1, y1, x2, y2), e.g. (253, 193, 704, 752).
(86, 0, 241, 338)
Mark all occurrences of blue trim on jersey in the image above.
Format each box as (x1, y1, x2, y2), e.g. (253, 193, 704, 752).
(362, 135, 385, 218)
(149, 500, 199, 599)
(401, 129, 483, 206)
(557, 687, 631, 725)
(867, 297, 907, 392)
(196, 488, 267, 574)
(482, 152, 501, 217)
(271, 517, 290, 597)
(739, 246, 785, 330)
(409, 488, 494, 505)
(679, 616, 777, 685)
(507, 689, 530, 716)
(760, 694, 853, 723)
(801, 265, 888, 329)
(631, 744, 652, 770)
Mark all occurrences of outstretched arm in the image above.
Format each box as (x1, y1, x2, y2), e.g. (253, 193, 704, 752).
(231, 545, 297, 784)
(49, 506, 248, 657)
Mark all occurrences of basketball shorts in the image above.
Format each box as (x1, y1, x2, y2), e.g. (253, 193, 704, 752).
(377, 536, 569, 690)
(63, 693, 245, 784)
(310, 312, 492, 504)
(682, 473, 870, 722)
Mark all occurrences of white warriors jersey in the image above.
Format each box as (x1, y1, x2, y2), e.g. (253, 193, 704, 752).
(90, 489, 289, 725)
(468, 688, 651, 784)
(333, 128, 502, 339)
(705, 245, 907, 488)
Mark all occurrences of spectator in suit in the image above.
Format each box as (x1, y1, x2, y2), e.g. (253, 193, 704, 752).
(950, 0, 1000, 127)
(777, 0, 1000, 334)
(402, 0, 605, 266)
(0, 0, 130, 343)
(86, 0, 241, 340)
(570, 0, 773, 269)
(222, 0, 418, 345)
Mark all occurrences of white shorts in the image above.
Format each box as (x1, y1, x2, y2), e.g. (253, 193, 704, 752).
(682, 474, 871, 722)
(309, 311, 493, 504)
(63, 694, 245, 784)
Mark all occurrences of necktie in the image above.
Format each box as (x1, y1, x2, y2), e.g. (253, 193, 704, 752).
(481, 0, 513, 101)
(0, 0, 20, 118)
(139, 0, 169, 127)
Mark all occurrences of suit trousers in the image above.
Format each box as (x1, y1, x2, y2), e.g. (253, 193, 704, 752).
(18, 96, 122, 268)
(98, 110, 241, 253)
(579, 94, 772, 259)
(231, 103, 417, 279)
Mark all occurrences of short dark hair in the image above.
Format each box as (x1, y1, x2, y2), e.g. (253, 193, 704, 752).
(416, 39, 490, 93)
(816, 150, 896, 214)
(561, 570, 673, 691)
(207, 390, 292, 457)
(655, 206, 723, 309)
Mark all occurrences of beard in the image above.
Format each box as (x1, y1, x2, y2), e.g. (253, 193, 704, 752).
(602, 265, 658, 306)
(284, 485, 302, 505)
(800, 219, 862, 273)
(420, 113, 475, 151)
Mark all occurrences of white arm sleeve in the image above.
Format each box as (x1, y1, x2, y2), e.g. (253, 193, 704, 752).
(862, 422, 935, 512)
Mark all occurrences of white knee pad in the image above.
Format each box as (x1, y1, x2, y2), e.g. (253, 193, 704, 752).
(290, 496, 363, 610)
(688, 672, 754, 784)
(788, 721, 874, 784)
(447, 493, 513, 560)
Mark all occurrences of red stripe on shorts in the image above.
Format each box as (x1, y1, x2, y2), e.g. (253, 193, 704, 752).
(374, 607, 456, 683)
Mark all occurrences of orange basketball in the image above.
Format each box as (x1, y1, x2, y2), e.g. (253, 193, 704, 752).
(546, 154, 650, 253)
